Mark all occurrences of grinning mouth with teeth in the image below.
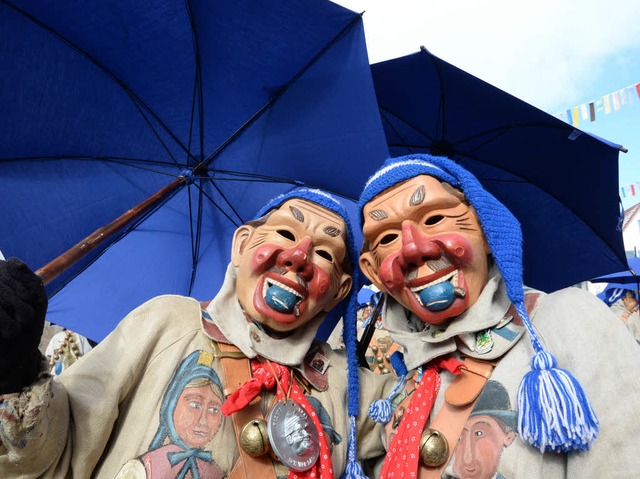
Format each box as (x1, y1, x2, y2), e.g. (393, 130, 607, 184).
(410, 270, 466, 306)
(263, 278, 306, 316)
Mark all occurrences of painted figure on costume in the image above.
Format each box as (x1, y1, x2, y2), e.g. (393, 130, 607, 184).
(449, 381, 516, 479)
(116, 351, 225, 478)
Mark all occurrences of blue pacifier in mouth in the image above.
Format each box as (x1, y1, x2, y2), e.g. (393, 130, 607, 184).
(419, 281, 455, 311)
(265, 284, 299, 313)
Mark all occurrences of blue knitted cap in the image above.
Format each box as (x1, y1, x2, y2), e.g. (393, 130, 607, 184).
(359, 154, 524, 303)
(359, 154, 599, 454)
(255, 187, 366, 475)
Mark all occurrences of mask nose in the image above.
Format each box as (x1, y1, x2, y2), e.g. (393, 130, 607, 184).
(400, 221, 442, 267)
(277, 236, 313, 278)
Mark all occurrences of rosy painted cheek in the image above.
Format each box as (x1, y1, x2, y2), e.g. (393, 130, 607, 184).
(250, 244, 282, 272)
(434, 234, 474, 266)
(309, 267, 331, 299)
(379, 253, 405, 293)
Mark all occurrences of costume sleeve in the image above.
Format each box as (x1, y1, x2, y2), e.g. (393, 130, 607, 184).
(540, 288, 640, 477)
(1, 295, 201, 478)
(0, 376, 71, 477)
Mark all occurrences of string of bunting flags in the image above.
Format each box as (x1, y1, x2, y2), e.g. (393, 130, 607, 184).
(553, 82, 640, 201)
(554, 82, 640, 126)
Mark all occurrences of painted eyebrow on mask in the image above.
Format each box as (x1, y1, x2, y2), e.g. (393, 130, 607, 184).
(410, 185, 425, 206)
(323, 226, 341, 237)
(368, 209, 389, 221)
(367, 185, 425, 222)
(289, 205, 305, 222)
(290, 204, 342, 237)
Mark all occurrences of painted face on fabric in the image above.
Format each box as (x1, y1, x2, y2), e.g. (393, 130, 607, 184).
(173, 384, 223, 449)
(360, 175, 490, 325)
(232, 199, 352, 333)
(452, 415, 515, 479)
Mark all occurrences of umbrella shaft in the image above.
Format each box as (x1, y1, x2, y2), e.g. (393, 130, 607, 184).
(37, 177, 185, 285)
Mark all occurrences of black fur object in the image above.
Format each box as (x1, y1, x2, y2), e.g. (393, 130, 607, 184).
(0, 258, 48, 394)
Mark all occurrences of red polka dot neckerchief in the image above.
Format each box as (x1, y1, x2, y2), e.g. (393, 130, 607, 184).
(221, 358, 334, 479)
(380, 356, 464, 478)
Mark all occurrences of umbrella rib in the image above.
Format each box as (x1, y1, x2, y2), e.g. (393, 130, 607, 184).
(192, 181, 242, 228)
(421, 46, 447, 142)
(379, 107, 437, 153)
(0, 155, 189, 177)
(209, 180, 245, 225)
(185, 183, 204, 296)
(126, 94, 195, 168)
(205, 167, 307, 185)
(199, 13, 364, 167)
(2, 0, 194, 161)
(185, 0, 206, 165)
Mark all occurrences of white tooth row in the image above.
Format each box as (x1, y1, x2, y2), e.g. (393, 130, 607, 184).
(264, 279, 304, 299)
(410, 270, 458, 293)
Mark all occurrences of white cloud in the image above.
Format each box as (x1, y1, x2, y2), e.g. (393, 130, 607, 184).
(332, 0, 640, 111)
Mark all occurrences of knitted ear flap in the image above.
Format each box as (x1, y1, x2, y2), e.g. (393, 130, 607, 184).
(358, 153, 599, 453)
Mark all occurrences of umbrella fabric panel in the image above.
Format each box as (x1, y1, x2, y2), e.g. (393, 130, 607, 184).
(0, 159, 172, 273)
(209, 18, 389, 202)
(0, 1, 190, 162)
(46, 182, 238, 342)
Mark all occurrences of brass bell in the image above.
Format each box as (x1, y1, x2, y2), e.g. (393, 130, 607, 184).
(419, 428, 449, 467)
(371, 345, 379, 353)
(239, 419, 270, 457)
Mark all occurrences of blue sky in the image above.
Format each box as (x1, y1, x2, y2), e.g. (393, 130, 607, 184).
(333, 0, 640, 210)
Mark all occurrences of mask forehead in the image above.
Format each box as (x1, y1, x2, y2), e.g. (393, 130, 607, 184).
(362, 175, 464, 242)
(265, 199, 348, 260)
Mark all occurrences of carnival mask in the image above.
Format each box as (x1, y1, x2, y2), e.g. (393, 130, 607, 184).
(232, 199, 352, 332)
(360, 175, 490, 325)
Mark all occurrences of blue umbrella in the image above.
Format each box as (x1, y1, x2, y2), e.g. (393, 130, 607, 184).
(0, 0, 389, 341)
(370, 48, 627, 293)
(591, 257, 640, 285)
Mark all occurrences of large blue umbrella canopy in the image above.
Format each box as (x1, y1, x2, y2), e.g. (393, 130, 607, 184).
(370, 48, 627, 293)
(0, 0, 389, 341)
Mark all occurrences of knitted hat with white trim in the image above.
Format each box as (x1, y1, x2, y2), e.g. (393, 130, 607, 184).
(358, 154, 599, 453)
(255, 187, 367, 477)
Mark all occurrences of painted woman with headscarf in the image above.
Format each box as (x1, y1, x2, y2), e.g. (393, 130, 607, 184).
(116, 350, 225, 478)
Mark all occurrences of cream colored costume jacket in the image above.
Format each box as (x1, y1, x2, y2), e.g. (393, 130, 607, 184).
(382, 267, 640, 479)
(0, 264, 392, 478)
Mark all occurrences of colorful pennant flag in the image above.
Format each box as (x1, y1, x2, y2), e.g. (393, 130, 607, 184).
(621, 182, 640, 199)
(555, 81, 640, 126)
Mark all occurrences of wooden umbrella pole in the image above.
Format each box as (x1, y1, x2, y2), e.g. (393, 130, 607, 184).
(37, 177, 186, 285)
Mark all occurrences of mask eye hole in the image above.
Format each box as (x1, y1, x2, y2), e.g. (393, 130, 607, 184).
(425, 215, 444, 226)
(316, 250, 333, 262)
(380, 233, 398, 245)
(277, 229, 295, 241)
